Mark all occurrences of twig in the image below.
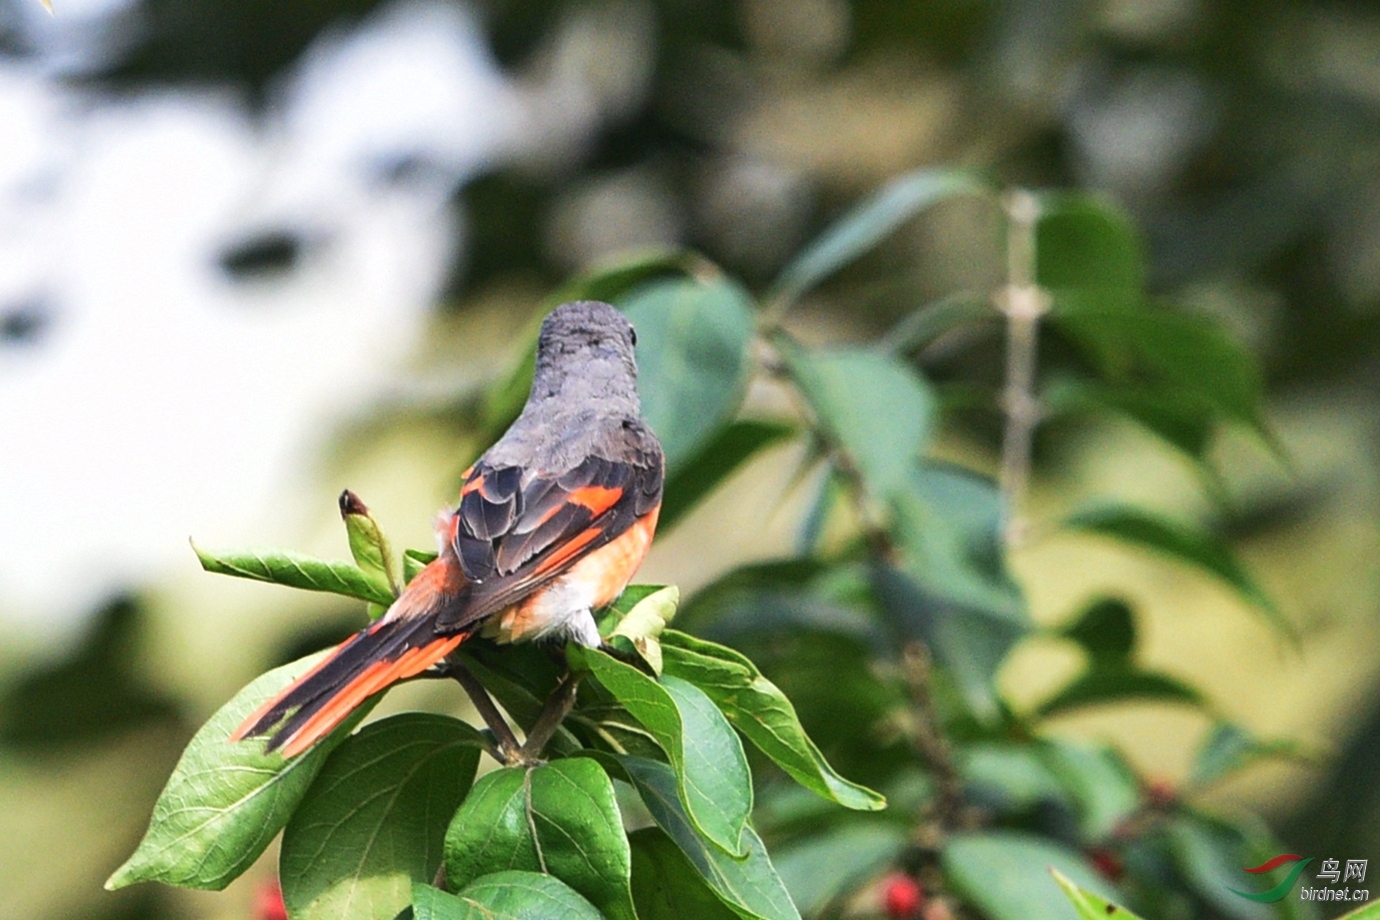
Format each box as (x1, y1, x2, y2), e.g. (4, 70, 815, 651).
(997, 190, 1050, 549)
(442, 660, 525, 765)
(901, 642, 968, 839)
(521, 672, 584, 761)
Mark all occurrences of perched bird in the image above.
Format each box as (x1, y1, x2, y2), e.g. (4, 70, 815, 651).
(233, 300, 663, 757)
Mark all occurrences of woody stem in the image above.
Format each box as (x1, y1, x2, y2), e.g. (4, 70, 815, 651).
(445, 661, 525, 765)
(522, 672, 584, 760)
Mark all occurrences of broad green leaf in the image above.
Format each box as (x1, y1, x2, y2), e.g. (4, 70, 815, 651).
(620, 276, 757, 470)
(607, 586, 681, 675)
(876, 464, 1028, 719)
(280, 714, 483, 920)
(619, 755, 801, 920)
(338, 490, 400, 598)
(659, 629, 885, 811)
(403, 549, 438, 585)
(1035, 192, 1144, 292)
(1052, 869, 1147, 920)
(568, 646, 752, 855)
(943, 831, 1121, 920)
(1049, 294, 1268, 439)
(105, 652, 376, 891)
(1035, 668, 1204, 719)
(1039, 741, 1141, 843)
(958, 743, 1065, 811)
(629, 828, 741, 920)
(596, 583, 671, 637)
(660, 421, 796, 531)
(1043, 377, 1216, 462)
(1339, 903, 1380, 920)
(772, 824, 907, 915)
(1166, 815, 1281, 920)
(412, 872, 603, 920)
(194, 544, 396, 607)
(1064, 504, 1290, 638)
(443, 758, 635, 920)
(1189, 722, 1311, 788)
(771, 168, 986, 303)
(784, 345, 935, 502)
(1061, 598, 1137, 666)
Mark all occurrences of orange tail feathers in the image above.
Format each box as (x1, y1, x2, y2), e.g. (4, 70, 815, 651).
(231, 558, 470, 758)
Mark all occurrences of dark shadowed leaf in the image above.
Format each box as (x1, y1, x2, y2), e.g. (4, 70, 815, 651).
(1039, 741, 1140, 843)
(620, 275, 757, 471)
(660, 420, 796, 531)
(280, 714, 483, 920)
(943, 831, 1122, 920)
(772, 823, 908, 915)
(442, 758, 635, 920)
(412, 872, 603, 920)
(105, 652, 377, 891)
(659, 630, 885, 811)
(1052, 869, 1147, 920)
(1189, 723, 1311, 789)
(629, 828, 741, 920)
(194, 544, 396, 607)
(876, 464, 1028, 719)
(1061, 598, 1137, 666)
(567, 647, 752, 855)
(1063, 505, 1290, 638)
(1043, 377, 1216, 462)
(771, 168, 987, 303)
(619, 755, 801, 920)
(1035, 192, 1144, 291)
(784, 345, 935, 502)
(1035, 668, 1204, 720)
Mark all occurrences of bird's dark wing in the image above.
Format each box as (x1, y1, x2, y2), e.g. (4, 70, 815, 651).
(435, 451, 662, 634)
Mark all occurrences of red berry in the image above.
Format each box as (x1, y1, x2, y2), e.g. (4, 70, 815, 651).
(1089, 848, 1125, 882)
(882, 872, 924, 919)
(1145, 778, 1176, 808)
(254, 881, 288, 920)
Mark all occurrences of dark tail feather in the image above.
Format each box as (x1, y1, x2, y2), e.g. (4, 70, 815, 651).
(232, 616, 467, 757)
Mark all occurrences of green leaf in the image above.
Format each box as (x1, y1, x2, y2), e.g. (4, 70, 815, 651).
(193, 544, 396, 608)
(943, 830, 1121, 920)
(1189, 722, 1310, 789)
(1035, 668, 1205, 720)
(660, 421, 796, 531)
(882, 292, 995, 355)
(105, 652, 376, 891)
(620, 275, 757, 471)
(659, 629, 885, 811)
(1064, 504, 1290, 638)
(1035, 192, 1144, 292)
(1165, 815, 1281, 920)
(783, 345, 935, 502)
(1039, 740, 1141, 843)
(772, 824, 907, 915)
(619, 755, 801, 920)
(607, 585, 681, 675)
(958, 743, 1065, 812)
(629, 828, 742, 920)
(1043, 377, 1217, 462)
(1061, 598, 1137, 666)
(876, 464, 1029, 719)
(338, 490, 400, 599)
(771, 168, 986, 303)
(280, 714, 483, 920)
(1339, 903, 1380, 920)
(442, 758, 636, 920)
(1049, 294, 1268, 439)
(412, 872, 603, 920)
(403, 549, 438, 585)
(1052, 868, 1147, 920)
(567, 646, 752, 856)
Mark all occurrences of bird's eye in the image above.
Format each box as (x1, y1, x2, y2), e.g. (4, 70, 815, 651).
(630, 328, 638, 346)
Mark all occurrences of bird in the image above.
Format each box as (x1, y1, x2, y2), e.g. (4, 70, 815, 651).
(231, 299, 664, 758)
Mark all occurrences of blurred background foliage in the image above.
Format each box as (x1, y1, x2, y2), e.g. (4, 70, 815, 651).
(1, 0, 1379, 918)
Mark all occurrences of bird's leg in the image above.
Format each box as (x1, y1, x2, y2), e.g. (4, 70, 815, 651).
(433, 659, 525, 766)
(520, 671, 584, 762)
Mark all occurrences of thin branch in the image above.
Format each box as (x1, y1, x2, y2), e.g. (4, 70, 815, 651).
(997, 189, 1050, 549)
(901, 642, 969, 839)
(441, 660, 525, 765)
(521, 672, 584, 761)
